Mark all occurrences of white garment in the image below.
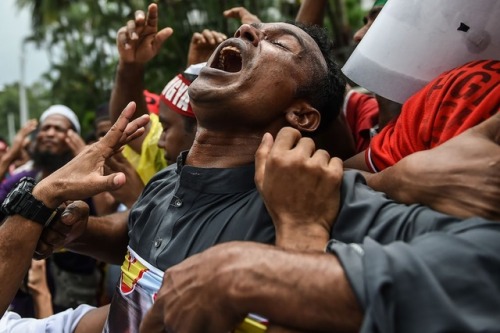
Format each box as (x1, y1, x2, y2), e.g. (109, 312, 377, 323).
(0, 305, 95, 333)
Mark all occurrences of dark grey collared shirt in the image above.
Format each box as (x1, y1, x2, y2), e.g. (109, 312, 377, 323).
(129, 155, 500, 332)
(329, 171, 500, 333)
(128, 152, 275, 271)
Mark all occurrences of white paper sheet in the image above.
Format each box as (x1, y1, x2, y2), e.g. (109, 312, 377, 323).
(342, 0, 500, 103)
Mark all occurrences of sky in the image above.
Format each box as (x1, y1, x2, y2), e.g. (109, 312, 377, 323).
(0, 0, 50, 89)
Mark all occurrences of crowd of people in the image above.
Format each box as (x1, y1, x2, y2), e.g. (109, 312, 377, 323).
(0, 0, 498, 332)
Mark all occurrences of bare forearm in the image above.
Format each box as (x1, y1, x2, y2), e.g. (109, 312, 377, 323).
(110, 62, 149, 122)
(67, 211, 129, 265)
(0, 149, 20, 180)
(227, 245, 362, 332)
(343, 151, 371, 171)
(0, 217, 43, 315)
(74, 305, 109, 333)
(295, 0, 327, 25)
(364, 163, 454, 212)
(365, 167, 484, 219)
(0, 159, 11, 181)
(32, 293, 53, 318)
(110, 62, 150, 153)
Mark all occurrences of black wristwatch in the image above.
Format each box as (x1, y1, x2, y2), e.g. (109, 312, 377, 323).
(1, 177, 61, 227)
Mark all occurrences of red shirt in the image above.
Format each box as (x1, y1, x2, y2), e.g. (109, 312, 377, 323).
(344, 90, 379, 153)
(367, 59, 500, 172)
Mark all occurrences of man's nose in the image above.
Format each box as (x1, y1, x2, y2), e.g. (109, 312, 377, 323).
(45, 127, 57, 136)
(234, 24, 265, 47)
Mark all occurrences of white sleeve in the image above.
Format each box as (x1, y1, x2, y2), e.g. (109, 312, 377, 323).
(0, 305, 95, 333)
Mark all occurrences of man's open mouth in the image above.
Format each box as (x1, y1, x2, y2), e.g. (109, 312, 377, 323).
(211, 46, 242, 73)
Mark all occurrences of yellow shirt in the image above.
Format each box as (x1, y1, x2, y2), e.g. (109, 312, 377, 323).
(122, 113, 167, 184)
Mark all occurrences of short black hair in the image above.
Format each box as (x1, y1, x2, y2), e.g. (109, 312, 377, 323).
(293, 22, 346, 133)
(94, 102, 110, 127)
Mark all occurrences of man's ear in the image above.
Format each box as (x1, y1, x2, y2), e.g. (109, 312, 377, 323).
(285, 100, 321, 132)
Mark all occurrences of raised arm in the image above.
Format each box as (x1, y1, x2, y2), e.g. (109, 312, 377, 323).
(295, 0, 328, 26)
(0, 119, 37, 181)
(109, 3, 173, 152)
(0, 102, 147, 315)
(186, 29, 227, 67)
(223, 7, 261, 25)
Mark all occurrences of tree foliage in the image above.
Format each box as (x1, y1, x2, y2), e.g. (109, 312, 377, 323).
(1, 0, 363, 139)
(0, 82, 51, 141)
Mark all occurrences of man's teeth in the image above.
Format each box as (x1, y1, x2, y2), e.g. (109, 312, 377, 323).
(219, 46, 240, 69)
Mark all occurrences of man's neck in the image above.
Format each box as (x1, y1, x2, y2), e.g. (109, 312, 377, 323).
(185, 129, 263, 168)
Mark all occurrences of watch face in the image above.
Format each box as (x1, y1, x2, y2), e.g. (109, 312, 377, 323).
(1, 178, 36, 214)
(1, 188, 21, 214)
(1, 177, 58, 227)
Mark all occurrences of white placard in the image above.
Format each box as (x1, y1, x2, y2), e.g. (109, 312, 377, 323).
(342, 0, 500, 104)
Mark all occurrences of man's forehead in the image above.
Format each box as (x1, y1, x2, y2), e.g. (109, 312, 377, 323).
(255, 22, 311, 45)
(41, 114, 72, 127)
(259, 22, 326, 66)
(286, 23, 327, 70)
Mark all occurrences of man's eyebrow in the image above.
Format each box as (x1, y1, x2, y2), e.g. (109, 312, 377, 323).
(251, 22, 306, 49)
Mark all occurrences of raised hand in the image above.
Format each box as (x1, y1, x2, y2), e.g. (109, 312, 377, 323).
(0, 119, 37, 178)
(255, 127, 343, 251)
(223, 7, 262, 25)
(12, 119, 38, 150)
(33, 102, 150, 209)
(65, 129, 87, 156)
(105, 152, 144, 208)
(116, 3, 173, 65)
(187, 29, 227, 67)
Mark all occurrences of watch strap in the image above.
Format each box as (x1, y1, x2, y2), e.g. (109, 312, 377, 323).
(21, 199, 63, 227)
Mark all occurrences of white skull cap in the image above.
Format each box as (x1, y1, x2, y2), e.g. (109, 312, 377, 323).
(184, 62, 207, 76)
(40, 105, 81, 134)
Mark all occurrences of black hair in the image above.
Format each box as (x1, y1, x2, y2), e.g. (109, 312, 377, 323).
(293, 22, 346, 133)
(94, 102, 110, 127)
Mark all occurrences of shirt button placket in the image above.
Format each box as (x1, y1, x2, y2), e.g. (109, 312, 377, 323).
(154, 239, 162, 248)
(174, 198, 183, 207)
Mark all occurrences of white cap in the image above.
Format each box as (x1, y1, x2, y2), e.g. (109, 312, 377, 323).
(342, 0, 500, 104)
(184, 62, 207, 77)
(40, 105, 81, 134)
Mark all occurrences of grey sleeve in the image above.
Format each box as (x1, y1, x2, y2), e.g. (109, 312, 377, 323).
(328, 220, 500, 333)
(332, 171, 463, 244)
